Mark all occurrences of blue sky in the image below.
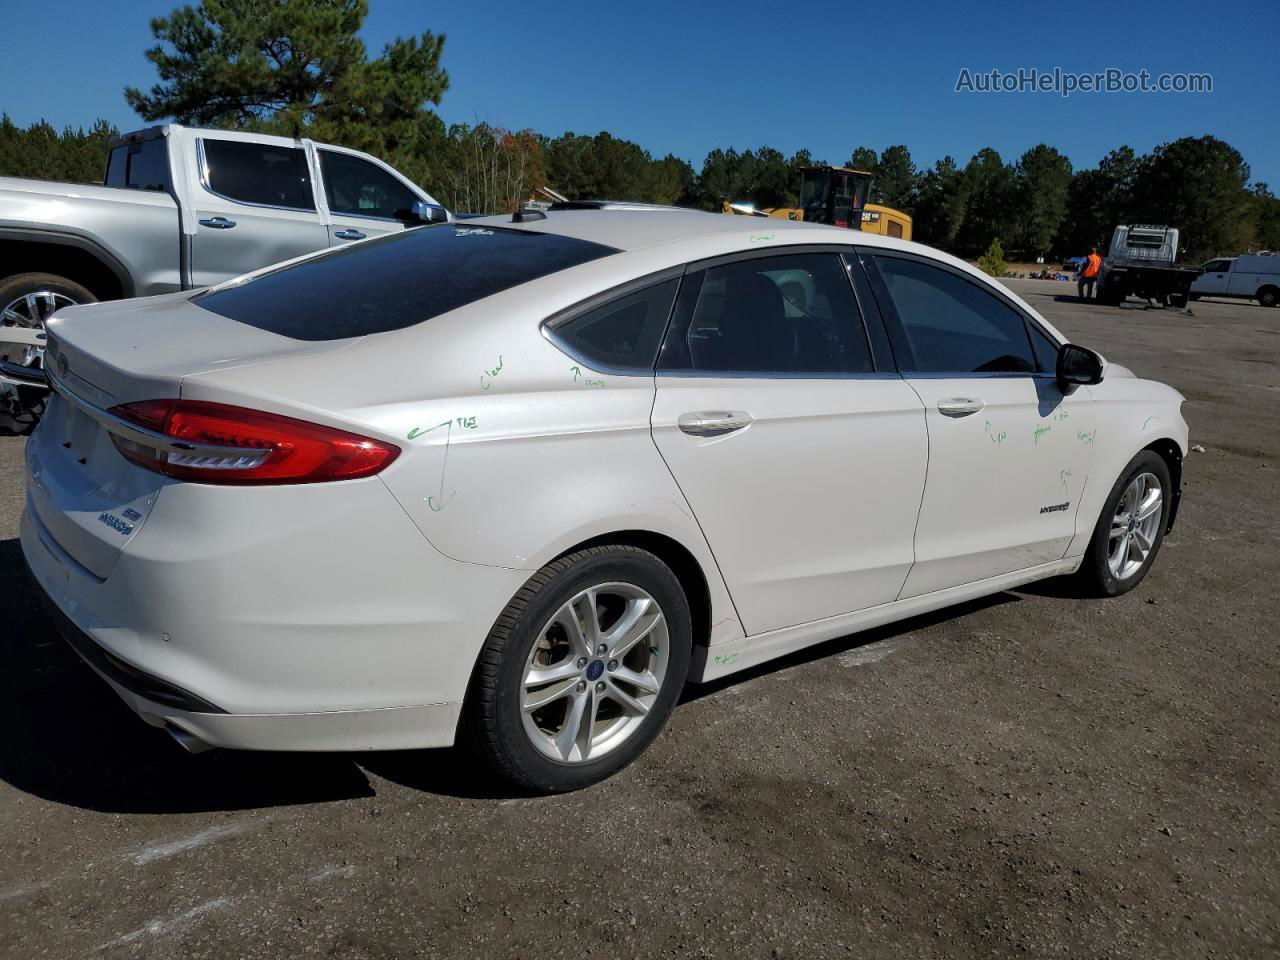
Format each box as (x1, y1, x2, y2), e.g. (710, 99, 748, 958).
(2, 0, 1277, 186)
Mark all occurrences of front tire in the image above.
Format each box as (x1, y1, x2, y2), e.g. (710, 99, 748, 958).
(0, 272, 95, 435)
(464, 545, 692, 793)
(1078, 451, 1172, 597)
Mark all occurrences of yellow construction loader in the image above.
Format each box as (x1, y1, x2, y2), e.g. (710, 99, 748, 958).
(722, 165, 912, 240)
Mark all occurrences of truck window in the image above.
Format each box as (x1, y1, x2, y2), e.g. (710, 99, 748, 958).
(104, 139, 170, 191)
(319, 150, 419, 220)
(200, 139, 315, 211)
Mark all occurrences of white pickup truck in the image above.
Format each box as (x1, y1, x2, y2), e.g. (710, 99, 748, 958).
(1189, 254, 1280, 307)
(0, 124, 448, 431)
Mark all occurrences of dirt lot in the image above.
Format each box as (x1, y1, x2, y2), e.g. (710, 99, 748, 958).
(1, 284, 1276, 959)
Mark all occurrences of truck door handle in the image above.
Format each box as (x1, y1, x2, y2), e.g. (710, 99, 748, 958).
(334, 229, 366, 241)
(937, 398, 985, 417)
(198, 217, 236, 230)
(678, 411, 753, 437)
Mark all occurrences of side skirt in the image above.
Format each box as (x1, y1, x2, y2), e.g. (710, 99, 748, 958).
(689, 557, 1081, 682)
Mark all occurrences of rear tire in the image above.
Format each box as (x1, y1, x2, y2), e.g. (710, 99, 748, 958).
(1169, 292, 1188, 308)
(464, 545, 692, 793)
(1077, 451, 1172, 597)
(1259, 287, 1278, 308)
(0, 272, 95, 435)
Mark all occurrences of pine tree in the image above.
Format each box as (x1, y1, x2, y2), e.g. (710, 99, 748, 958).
(977, 238, 1007, 276)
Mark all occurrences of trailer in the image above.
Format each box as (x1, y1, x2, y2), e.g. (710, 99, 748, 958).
(1098, 224, 1199, 308)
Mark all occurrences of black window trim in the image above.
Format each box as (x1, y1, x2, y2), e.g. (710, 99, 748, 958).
(540, 266, 687, 376)
(858, 247, 1064, 379)
(654, 244, 900, 381)
(317, 147, 423, 225)
(197, 137, 319, 214)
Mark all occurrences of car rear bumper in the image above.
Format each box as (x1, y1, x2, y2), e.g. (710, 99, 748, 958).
(31, 569, 462, 751)
(20, 466, 527, 751)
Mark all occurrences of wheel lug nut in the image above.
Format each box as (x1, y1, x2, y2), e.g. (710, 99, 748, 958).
(576, 657, 588, 668)
(595, 681, 606, 693)
(576, 680, 587, 693)
(595, 643, 607, 655)
(607, 659, 618, 671)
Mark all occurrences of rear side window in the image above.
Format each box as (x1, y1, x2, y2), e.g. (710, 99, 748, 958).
(873, 255, 1035, 374)
(548, 279, 679, 371)
(319, 150, 419, 220)
(105, 139, 170, 191)
(201, 139, 315, 210)
(661, 253, 874, 375)
(195, 225, 619, 340)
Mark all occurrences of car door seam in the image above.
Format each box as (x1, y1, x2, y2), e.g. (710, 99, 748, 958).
(646, 375, 749, 638)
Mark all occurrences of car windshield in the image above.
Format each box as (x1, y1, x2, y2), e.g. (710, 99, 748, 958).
(194, 224, 619, 341)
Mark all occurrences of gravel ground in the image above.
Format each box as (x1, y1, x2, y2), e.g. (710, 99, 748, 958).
(1, 284, 1276, 959)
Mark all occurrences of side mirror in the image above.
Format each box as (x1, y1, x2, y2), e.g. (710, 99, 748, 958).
(395, 200, 450, 226)
(1056, 343, 1104, 389)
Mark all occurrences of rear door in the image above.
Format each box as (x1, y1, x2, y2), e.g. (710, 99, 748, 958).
(189, 137, 330, 287)
(650, 249, 927, 636)
(861, 250, 1096, 598)
(316, 148, 426, 246)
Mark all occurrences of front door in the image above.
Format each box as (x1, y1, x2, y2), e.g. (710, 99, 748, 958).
(651, 251, 928, 636)
(862, 251, 1097, 598)
(316, 148, 426, 246)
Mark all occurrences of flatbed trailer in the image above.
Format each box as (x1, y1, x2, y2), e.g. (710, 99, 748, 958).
(1098, 224, 1198, 307)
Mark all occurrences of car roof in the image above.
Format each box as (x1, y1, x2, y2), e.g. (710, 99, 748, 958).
(465, 207, 925, 256)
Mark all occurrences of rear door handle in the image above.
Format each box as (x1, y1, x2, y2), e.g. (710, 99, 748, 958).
(198, 217, 236, 230)
(937, 398, 985, 417)
(677, 411, 753, 437)
(334, 229, 366, 241)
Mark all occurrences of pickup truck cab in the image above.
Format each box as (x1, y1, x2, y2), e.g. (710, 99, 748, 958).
(1190, 254, 1280, 307)
(0, 124, 448, 430)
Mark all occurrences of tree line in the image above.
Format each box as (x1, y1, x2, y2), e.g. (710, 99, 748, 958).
(2, 0, 1277, 264)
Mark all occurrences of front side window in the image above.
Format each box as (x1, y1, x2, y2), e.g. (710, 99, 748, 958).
(550, 279, 679, 371)
(104, 139, 169, 192)
(319, 150, 419, 220)
(873, 255, 1036, 375)
(201, 139, 315, 210)
(664, 253, 874, 375)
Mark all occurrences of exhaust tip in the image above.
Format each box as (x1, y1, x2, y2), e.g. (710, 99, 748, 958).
(164, 722, 215, 754)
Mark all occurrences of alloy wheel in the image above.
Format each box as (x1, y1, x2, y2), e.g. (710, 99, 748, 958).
(521, 581, 669, 764)
(0, 290, 76, 368)
(1108, 472, 1164, 580)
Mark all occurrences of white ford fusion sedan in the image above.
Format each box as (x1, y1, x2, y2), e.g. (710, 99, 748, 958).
(21, 207, 1187, 792)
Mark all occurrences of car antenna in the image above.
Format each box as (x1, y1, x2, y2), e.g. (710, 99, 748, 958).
(512, 208, 547, 223)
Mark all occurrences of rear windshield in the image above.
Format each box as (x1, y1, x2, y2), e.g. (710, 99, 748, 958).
(194, 224, 619, 341)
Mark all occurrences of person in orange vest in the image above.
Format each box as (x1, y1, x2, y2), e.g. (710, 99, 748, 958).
(1078, 247, 1103, 300)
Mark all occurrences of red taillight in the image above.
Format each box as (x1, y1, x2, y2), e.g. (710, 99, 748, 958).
(107, 399, 399, 485)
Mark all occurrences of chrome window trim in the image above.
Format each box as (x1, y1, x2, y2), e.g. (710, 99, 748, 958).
(47, 371, 265, 460)
(196, 138, 319, 214)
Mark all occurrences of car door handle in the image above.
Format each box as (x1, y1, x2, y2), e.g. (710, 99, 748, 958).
(937, 398, 985, 418)
(677, 411, 753, 437)
(334, 229, 366, 241)
(198, 217, 236, 229)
